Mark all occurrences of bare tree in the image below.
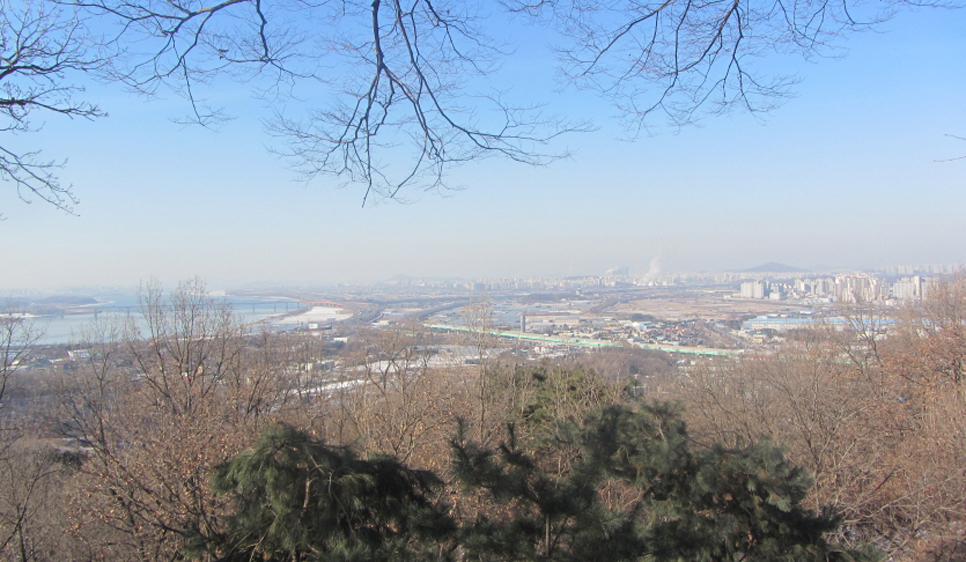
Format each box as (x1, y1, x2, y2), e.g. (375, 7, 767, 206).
(0, 305, 42, 406)
(677, 292, 966, 561)
(0, 0, 104, 214)
(55, 280, 304, 561)
(0, 307, 71, 562)
(462, 296, 500, 443)
(328, 322, 457, 468)
(0, 441, 76, 562)
(679, 350, 907, 551)
(127, 277, 248, 418)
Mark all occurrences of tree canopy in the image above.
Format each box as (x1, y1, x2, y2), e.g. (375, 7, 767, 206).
(0, 0, 949, 209)
(452, 401, 878, 561)
(196, 423, 456, 562)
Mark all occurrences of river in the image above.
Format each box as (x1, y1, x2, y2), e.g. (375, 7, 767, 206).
(23, 294, 304, 345)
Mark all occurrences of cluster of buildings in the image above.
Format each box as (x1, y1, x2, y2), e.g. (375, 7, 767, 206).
(370, 264, 960, 299)
(737, 274, 940, 303)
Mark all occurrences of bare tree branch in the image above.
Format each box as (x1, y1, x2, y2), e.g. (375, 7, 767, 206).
(512, 0, 897, 131)
(68, 0, 587, 204)
(0, 303, 43, 407)
(17, 0, 950, 206)
(936, 134, 966, 162)
(0, 0, 105, 214)
(265, 0, 590, 204)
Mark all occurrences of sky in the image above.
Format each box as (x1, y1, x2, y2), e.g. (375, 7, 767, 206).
(1, 4, 965, 292)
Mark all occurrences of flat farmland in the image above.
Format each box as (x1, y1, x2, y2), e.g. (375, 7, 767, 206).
(610, 292, 808, 321)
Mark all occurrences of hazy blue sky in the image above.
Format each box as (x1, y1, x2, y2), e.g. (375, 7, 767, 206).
(2, 5, 964, 292)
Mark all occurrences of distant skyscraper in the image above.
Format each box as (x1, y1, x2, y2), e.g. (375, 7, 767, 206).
(740, 281, 766, 299)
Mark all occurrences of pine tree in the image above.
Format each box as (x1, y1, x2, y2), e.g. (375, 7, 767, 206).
(189, 423, 456, 562)
(453, 402, 880, 562)
(194, 395, 878, 562)
(452, 419, 642, 562)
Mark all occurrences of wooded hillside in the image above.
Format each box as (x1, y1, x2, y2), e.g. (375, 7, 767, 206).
(3, 277, 966, 560)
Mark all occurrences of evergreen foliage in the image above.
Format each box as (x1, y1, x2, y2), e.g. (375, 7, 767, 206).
(193, 423, 456, 562)
(452, 420, 638, 562)
(453, 402, 880, 562)
(191, 391, 878, 562)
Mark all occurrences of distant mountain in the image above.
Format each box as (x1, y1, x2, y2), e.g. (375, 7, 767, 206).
(738, 262, 806, 273)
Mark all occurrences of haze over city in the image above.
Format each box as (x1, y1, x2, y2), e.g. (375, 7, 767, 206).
(1, 5, 964, 291)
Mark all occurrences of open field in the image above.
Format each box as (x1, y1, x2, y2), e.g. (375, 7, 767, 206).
(612, 294, 810, 321)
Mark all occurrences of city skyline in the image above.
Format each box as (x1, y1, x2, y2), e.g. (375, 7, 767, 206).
(2, 260, 962, 295)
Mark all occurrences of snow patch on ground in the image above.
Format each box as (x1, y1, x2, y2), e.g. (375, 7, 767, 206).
(273, 306, 352, 325)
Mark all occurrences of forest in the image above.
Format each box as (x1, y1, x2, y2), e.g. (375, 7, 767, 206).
(2, 276, 966, 561)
